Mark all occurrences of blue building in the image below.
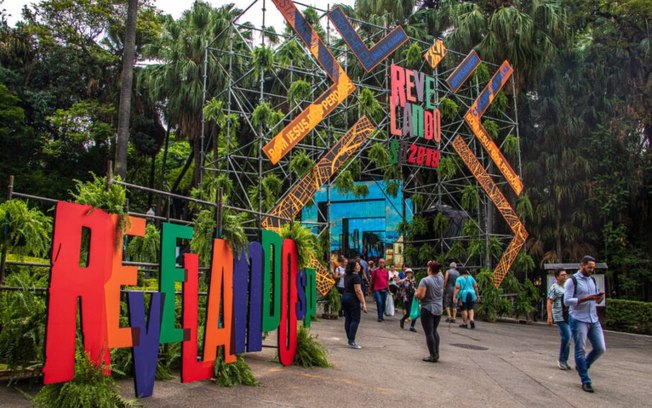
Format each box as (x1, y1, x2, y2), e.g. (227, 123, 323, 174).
(301, 181, 412, 261)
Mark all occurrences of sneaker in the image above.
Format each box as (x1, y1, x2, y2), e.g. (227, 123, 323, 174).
(451, 319, 456, 323)
(377, 318, 383, 322)
(400, 320, 405, 329)
(562, 362, 572, 370)
(459, 324, 468, 328)
(422, 355, 438, 363)
(409, 327, 417, 332)
(557, 360, 565, 370)
(445, 317, 451, 323)
(581, 383, 594, 393)
(470, 320, 475, 329)
(348, 342, 362, 349)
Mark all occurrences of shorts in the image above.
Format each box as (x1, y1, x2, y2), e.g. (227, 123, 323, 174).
(459, 292, 475, 311)
(443, 290, 456, 309)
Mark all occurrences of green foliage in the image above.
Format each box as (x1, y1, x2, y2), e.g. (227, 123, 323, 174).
(248, 173, 283, 213)
(462, 220, 479, 237)
(515, 193, 533, 222)
(368, 142, 389, 168)
(606, 299, 652, 335)
(71, 173, 125, 213)
(352, 184, 369, 198)
(403, 42, 424, 68)
(280, 222, 318, 269)
(214, 354, 259, 387)
(252, 45, 274, 79)
(252, 101, 283, 131)
(410, 216, 429, 237)
(446, 241, 466, 261)
(512, 251, 535, 275)
(0, 200, 52, 258)
(288, 80, 311, 107)
(293, 325, 330, 368)
(503, 134, 520, 158)
(0, 266, 48, 370)
(410, 193, 423, 211)
(357, 87, 383, 122)
(126, 223, 160, 263)
(333, 170, 355, 194)
(433, 212, 449, 235)
(203, 98, 227, 126)
(417, 244, 434, 264)
(482, 119, 500, 140)
(439, 98, 458, 121)
(475, 269, 511, 322)
(385, 181, 399, 197)
(289, 150, 314, 178)
(501, 273, 541, 321)
(34, 349, 139, 408)
(325, 286, 341, 315)
(436, 155, 457, 180)
(461, 184, 479, 211)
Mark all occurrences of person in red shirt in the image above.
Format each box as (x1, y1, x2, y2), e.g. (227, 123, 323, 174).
(370, 259, 390, 321)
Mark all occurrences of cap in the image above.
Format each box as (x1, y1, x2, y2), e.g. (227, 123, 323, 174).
(405, 268, 413, 274)
(450, 262, 457, 268)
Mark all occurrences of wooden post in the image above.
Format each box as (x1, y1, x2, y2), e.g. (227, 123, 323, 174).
(0, 175, 15, 290)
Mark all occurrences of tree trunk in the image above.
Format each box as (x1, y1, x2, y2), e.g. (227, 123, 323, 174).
(114, 0, 139, 179)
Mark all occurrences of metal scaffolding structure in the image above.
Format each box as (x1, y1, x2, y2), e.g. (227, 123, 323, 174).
(199, 0, 523, 272)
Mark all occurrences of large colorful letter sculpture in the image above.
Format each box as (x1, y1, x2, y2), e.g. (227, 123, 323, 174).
(44, 202, 119, 383)
(43, 201, 316, 395)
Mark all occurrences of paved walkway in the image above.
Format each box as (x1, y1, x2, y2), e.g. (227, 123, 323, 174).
(3, 302, 651, 407)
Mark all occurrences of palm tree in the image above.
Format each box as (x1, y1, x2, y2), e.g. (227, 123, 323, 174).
(141, 1, 247, 188)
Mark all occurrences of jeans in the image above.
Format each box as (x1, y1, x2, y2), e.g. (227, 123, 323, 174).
(556, 321, 571, 363)
(374, 289, 388, 320)
(341, 293, 361, 343)
(570, 317, 606, 384)
(420, 309, 441, 357)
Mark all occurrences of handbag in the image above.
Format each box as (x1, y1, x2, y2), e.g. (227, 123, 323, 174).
(409, 296, 420, 321)
(384, 293, 395, 316)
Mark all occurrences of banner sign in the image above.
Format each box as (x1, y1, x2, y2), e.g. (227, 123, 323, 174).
(390, 64, 441, 169)
(42, 201, 317, 397)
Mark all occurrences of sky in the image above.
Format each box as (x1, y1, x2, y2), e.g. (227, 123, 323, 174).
(3, 0, 357, 30)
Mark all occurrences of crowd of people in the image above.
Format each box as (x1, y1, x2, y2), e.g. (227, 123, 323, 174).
(332, 254, 606, 394)
(331, 256, 479, 361)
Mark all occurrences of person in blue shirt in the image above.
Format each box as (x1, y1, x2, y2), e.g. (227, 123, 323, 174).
(453, 267, 479, 329)
(564, 255, 606, 393)
(546, 269, 571, 370)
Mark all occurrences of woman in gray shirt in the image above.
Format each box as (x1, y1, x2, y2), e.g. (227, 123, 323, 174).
(415, 261, 444, 363)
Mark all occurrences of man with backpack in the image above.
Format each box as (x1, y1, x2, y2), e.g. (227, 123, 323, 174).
(564, 255, 606, 393)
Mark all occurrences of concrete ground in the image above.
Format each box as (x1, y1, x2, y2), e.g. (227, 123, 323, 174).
(2, 301, 651, 407)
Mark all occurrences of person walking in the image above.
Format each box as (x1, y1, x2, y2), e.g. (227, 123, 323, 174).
(453, 267, 479, 329)
(415, 261, 444, 363)
(443, 262, 460, 323)
(564, 255, 606, 393)
(370, 259, 389, 322)
(398, 268, 417, 332)
(341, 260, 367, 349)
(546, 269, 571, 370)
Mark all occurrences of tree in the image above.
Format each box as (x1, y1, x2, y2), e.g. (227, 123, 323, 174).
(114, 0, 139, 179)
(141, 1, 249, 188)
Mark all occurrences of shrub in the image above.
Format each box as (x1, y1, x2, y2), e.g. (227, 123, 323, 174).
(606, 299, 652, 335)
(34, 349, 139, 408)
(293, 325, 330, 368)
(0, 266, 48, 370)
(214, 353, 259, 387)
(475, 269, 511, 322)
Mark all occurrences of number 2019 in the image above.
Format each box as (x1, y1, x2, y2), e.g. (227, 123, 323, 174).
(407, 144, 440, 168)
